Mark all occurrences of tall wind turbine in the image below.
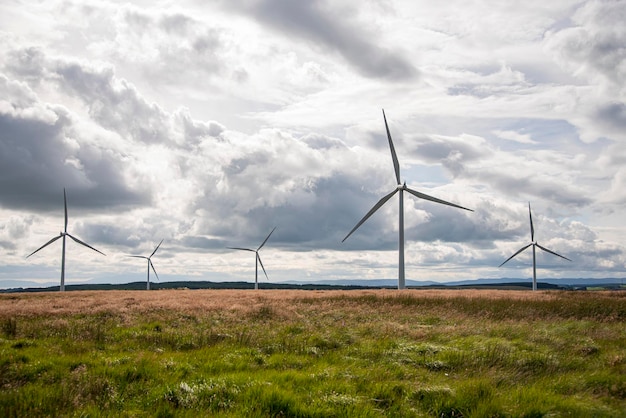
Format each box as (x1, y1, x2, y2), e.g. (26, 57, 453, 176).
(343, 110, 472, 290)
(128, 239, 163, 290)
(228, 227, 276, 290)
(26, 188, 105, 291)
(499, 203, 571, 291)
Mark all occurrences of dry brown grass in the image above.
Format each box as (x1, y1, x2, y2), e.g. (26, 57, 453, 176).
(0, 288, 559, 317)
(3, 288, 621, 328)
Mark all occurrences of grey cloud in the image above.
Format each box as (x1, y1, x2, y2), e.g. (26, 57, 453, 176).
(180, 236, 227, 250)
(196, 128, 487, 251)
(5, 47, 46, 83)
(5, 216, 34, 239)
(0, 240, 15, 251)
(120, 8, 225, 80)
(158, 13, 195, 34)
(55, 62, 174, 145)
(412, 206, 509, 247)
(400, 133, 488, 178)
(446, 83, 527, 99)
(545, 1, 626, 87)
(230, 0, 417, 81)
(567, 245, 622, 271)
(413, 138, 485, 165)
(223, 151, 271, 177)
(179, 112, 226, 142)
(176, 128, 398, 251)
(0, 74, 150, 211)
(301, 133, 347, 150)
(411, 200, 583, 252)
(76, 223, 143, 249)
(0, 215, 34, 251)
(595, 102, 626, 130)
(244, 175, 397, 251)
(397, 199, 473, 244)
(542, 2, 626, 143)
(50, 58, 226, 148)
(390, 127, 591, 208)
(484, 172, 592, 207)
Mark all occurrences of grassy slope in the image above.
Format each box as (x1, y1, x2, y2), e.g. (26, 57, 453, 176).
(1, 289, 625, 417)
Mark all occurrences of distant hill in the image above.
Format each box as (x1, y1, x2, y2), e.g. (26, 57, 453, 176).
(0, 281, 370, 293)
(1, 277, 624, 293)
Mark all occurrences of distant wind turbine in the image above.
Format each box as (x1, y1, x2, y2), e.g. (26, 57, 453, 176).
(228, 227, 276, 290)
(342, 110, 472, 290)
(26, 188, 105, 292)
(499, 203, 571, 291)
(128, 239, 163, 290)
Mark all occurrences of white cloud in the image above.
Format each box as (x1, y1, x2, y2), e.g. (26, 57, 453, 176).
(493, 130, 537, 144)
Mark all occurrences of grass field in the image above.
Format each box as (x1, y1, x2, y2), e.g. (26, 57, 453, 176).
(1, 289, 624, 417)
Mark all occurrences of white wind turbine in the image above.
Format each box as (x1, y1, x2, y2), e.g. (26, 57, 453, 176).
(26, 188, 105, 291)
(343, 110, 472, 290)
(228, 227, 276, 290)
(499, 203, 571, 291)
(128, 239, 163, 290)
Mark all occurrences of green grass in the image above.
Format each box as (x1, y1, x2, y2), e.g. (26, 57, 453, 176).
(1, 290, 625, 417)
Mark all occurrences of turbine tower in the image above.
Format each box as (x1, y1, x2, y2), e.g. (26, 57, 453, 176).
(128, 239, 163, 290)
(228, 227, 276, 290)
(26, 188, 105, 291)
(499, 203, 571, 291)
(343, 110, 472, 290)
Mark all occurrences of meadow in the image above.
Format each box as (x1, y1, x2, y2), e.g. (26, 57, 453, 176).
(0, 289, 624, 417)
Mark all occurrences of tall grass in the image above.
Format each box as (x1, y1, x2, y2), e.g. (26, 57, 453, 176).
(0, 289, 624, 417)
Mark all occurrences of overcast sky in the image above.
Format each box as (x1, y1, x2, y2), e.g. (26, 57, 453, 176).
(1, 0, 625, 287)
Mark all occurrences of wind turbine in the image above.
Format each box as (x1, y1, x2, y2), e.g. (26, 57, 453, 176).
(128, 239, 163, 290)
(228, 227, 276, 290)
(342, 110, 472, 290)
(26, 188, 105, 291)
(499, 203, 571, 291)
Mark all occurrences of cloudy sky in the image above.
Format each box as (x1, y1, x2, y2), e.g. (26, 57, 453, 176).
(1, 0, 625, 287)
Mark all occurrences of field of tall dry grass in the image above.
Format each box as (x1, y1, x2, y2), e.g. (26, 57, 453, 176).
(0, 288, 567, 315)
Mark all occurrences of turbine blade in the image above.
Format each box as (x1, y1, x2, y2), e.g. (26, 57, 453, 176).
(128, 255, 148, 259)
(26, 235, 63, 258)
(257, 253, 269, 280)
(405, 187, 473, 212)
(498, 243, 532, 267)
(227, 247, 255, 252)
(63, 188, 68, 233)
(150, 239, 164, 258)
(536, 243, 571, 262)
(66, 234, 106, 255)
(150, 260, 159, 281)
(528, 202, 534, 242)
(342, 188, 398, 242)
(383, 109, 401, 185)
(258, 227, 276, 251)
